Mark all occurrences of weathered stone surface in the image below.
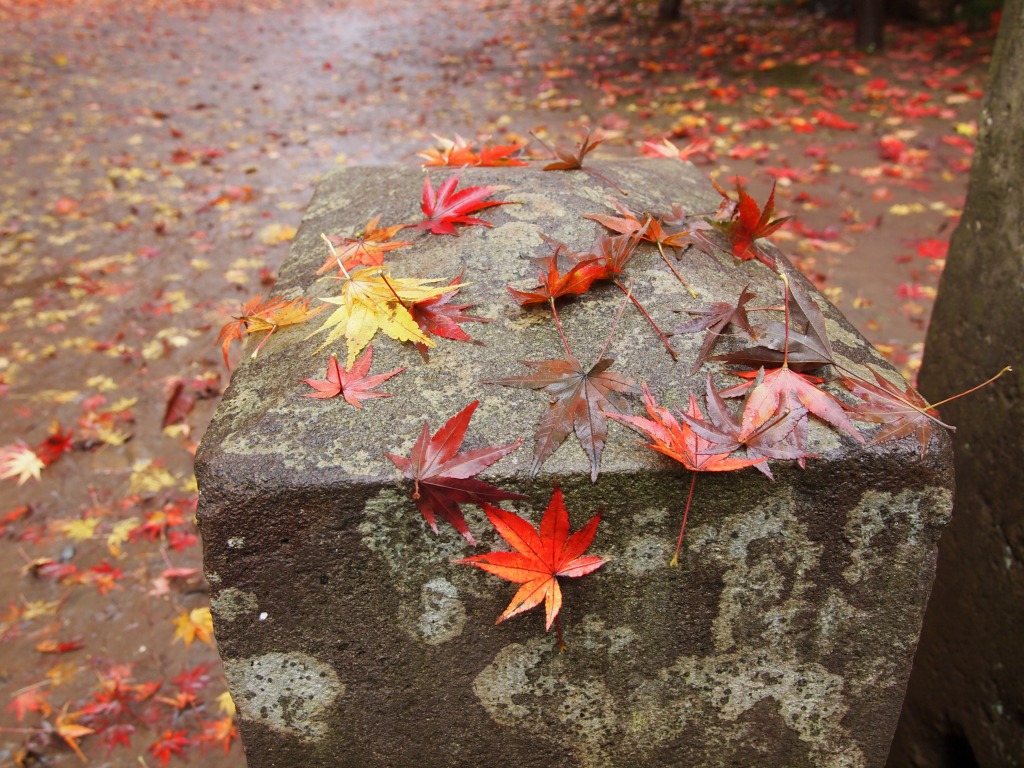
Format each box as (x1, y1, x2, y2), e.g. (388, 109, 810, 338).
(888, 0, 1024, 763)
(196, 160, 953, 768)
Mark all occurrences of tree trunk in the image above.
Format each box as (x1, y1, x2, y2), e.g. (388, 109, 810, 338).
(887, 0, 1024, 765)
(855, 0, 885, 49)
(658, 0, 682, 20)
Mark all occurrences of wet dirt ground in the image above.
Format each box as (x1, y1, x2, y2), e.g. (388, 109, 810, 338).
(0, 0, 992, 764)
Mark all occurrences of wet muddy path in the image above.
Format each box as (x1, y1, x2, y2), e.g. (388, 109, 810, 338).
(0, 0, 991, 764)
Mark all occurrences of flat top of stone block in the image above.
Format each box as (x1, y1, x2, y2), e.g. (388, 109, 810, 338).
(197, 159, 925, 490)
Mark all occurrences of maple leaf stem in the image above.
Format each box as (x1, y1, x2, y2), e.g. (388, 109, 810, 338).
(582, 166, 628, 196)
(556, 614, 565, 653)
(377, 270, 412, 308)
(549, 297, 574, 359)
(320, 233, 352, 280)
(835, 361, 958, 430)
(928, 365, 1012, 410)
(613, 280, 678, 361)
(670, 472, 698, 567)
(597, 286, 632, 361)
(656, 241, 698, 298)
(780, 272, 791, 370)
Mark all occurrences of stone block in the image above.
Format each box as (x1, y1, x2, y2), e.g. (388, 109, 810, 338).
(196, 160, 953, 768)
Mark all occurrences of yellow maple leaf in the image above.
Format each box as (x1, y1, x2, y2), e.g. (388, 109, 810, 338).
(173, 607, 214, 648)
(55, 518, 100, 542)
(217, 690, 237, 716)
(308, 261, 460, 366)
(0, 442, 44, 485)
(22, 599, 62, 620)
(129, 459, 177, 495)
(107, 517, 141, 557)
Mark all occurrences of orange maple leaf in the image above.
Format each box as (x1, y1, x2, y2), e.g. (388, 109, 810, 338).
(216, 294, 325, 369)
(457, 486, 605, 643)
(315, 216, 412, 274)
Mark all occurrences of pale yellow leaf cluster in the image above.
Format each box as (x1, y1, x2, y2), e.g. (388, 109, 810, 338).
(308, 266, 460, 366)
(172, 606, 215, 648)
(0, 442, 44, 485)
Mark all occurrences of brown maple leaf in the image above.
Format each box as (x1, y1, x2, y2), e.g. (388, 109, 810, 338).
(488, 356, 635, 482)
(315, 216, 412, 274)
(842, 367, 948, 457)
(533, 129, 626, 194)
(384, 401, 525, 544)
(713, 273, 834, 372)
(673, 286, 758, 375)
(456, 485, 605, 648)
(301, 347, 405, 408)
(606, 383, 765, 564)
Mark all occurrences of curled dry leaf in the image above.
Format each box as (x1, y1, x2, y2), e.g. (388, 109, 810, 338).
(489, 356, 635, 482)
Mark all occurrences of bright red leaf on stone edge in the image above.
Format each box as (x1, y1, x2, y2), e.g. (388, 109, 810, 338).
(384, 401, 525, 544)
(301, 346, 405, 408)
(711, 180, 791, 269)
(606, 384, 765, 566)
(410, 174, 509, 236)
(456, 486, 605, 649)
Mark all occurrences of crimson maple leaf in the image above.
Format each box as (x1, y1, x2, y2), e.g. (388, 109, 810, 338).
(710, 181, 791, 268)
(410, 174, 509, 236)
(315, 216, 412, 274)
(488, 356, 635, 482)
(606, 383, 765, 565)
(456, 486, 605, 646)
(301, 347, 405, 408)
(410, 273, 490, 360)
(384, 401, 525, 543)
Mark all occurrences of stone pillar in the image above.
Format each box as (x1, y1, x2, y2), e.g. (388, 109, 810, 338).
(196, 160, 952, 768)
(887, 0, 1024, 763)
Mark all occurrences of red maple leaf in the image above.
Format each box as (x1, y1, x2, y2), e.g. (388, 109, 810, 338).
(488, 356, 635, 482)
(506, 249, 605, 306)
(35, 422, 73, 466)
(301, 347, 405, 408)
(711, 180, 791, 268)
(457, 486, 605, 646)
(148, 729, 191, 766)
(315, 216, 412, 274)
(417, 134, 527, 167)
(7, 687, 51, 721)
(384, 401, 524, 543)
(410, 274, 490, 360)
(410, 174, 509, 236)
(607, 383, 765, 565)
